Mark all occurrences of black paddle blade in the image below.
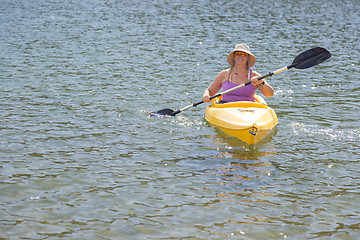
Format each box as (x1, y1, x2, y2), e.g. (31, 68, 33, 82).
(150, 108, 176, 117)
(292, 47, 331, 69)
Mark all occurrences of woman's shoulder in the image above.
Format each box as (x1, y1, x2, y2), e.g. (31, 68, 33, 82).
(215, 68, 230, 77)
(213, 69, 230, 84)
(220, 68, 231, 76)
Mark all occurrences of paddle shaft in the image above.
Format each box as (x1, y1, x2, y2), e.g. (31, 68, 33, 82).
(173, 64, 294, 115)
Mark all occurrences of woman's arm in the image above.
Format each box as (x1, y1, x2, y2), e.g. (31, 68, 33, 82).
(202, 70, 228, 102)
(251, 71, 274, 97)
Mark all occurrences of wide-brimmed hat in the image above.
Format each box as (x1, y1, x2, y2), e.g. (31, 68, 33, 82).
(227, 43, 256, 67)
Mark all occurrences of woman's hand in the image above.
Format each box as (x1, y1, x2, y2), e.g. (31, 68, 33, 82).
(202, 93, 211, 103)
(251, 76, 274, 97)
(251, 76, 264, 86)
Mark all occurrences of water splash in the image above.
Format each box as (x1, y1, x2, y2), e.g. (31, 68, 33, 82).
(290, 122, 359, 142)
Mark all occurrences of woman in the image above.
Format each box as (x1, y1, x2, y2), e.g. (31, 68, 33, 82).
(202, 43, 274, 103)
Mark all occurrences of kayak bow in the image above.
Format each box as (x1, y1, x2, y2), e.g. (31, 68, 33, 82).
(205, 95, 278, 144)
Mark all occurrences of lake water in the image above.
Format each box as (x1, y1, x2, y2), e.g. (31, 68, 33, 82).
(1, 0, 359, 239)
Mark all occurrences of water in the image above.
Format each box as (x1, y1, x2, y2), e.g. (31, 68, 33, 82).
(1, 0, 359, 239)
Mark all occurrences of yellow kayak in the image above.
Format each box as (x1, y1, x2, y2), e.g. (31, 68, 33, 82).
(205, 95, 278, 144)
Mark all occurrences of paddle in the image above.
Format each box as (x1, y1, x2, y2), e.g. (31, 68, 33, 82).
(152, 47, 331, 116)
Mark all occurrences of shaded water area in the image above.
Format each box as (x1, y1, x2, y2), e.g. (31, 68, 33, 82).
(1, 0, 359, 239)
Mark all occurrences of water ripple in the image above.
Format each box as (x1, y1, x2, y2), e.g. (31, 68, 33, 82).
(1, 0, 360, 239)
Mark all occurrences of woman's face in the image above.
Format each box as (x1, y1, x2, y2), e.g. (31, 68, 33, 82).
(234, 51, 249, 65)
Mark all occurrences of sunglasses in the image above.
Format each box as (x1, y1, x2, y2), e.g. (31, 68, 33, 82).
(235, 51, 249, 56)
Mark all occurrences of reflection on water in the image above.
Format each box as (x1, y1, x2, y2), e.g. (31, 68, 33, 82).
(198, 132, 286, 236)
(205, 129, 277, 204)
